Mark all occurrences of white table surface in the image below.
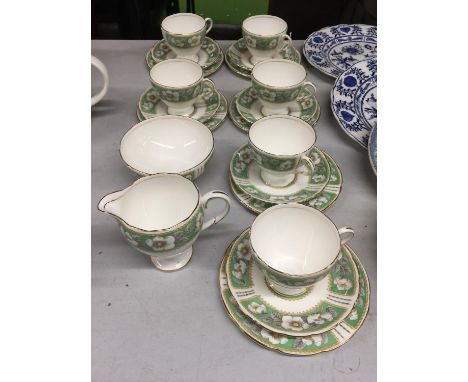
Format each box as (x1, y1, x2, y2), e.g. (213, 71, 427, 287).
(92, 40, 376, 382)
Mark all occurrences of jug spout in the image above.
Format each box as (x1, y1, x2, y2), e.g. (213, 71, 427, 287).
(97, 189, 125, 215)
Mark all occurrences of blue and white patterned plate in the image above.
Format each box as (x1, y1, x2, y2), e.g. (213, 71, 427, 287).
(331, 58, 377, 148)
(303, 24, 377, 78)
(368, 126, 377, 175)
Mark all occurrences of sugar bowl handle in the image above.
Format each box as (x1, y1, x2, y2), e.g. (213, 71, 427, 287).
(200, 191, 231, 231)
(338, 227, 354, 245)
(205, 17, 213, 33)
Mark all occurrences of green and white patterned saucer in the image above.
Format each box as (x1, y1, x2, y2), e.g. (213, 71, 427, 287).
(146, 39, 224, 77)
(236, 86, 319, 124)
(220, 238, 369, 355)
(137, 91, 228, 132)
(230, 144, 330, 203)
(226, 229, 359, 336)
(229, 92, 320, 133)
(230, 151, 343, 214)
(225, 38, 301, 78)
(138, 81, 220, 123)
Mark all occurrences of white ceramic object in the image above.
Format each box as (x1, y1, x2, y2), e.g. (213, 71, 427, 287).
(120, 115, 214, 179)
(161, 13, 213, 61)
(250, 204, 354, 296)
(242, 15, 292, 64)
(251, 59, 316, 115)
(98, 174, 231, 271)
(149, 59, 214, 116)
(91, 56, 109, 106)
(249, 115, 317, 187)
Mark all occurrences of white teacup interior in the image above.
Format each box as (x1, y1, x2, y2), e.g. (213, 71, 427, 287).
(150, 60, 202, 87)
(162, 13, 205, 34)
(253, 60, 306, 87)
(109, 176, 198, 231)
(249, 116, 316, 155)
(121, 117, 213, 174)
(243, 15, 287, 36)
(251, 205, 340, 275)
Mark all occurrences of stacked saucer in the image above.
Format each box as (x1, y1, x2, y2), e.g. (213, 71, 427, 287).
(137, 59, 227, 131)
(219, 205, 369, 356)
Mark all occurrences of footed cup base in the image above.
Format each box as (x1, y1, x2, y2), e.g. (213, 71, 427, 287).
(150, 246, 193, 272)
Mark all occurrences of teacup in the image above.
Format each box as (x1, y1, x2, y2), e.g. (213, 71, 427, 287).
(252, 59, 316, 116)
(98, 174, 231, 271)
(120, 115, 214, 180)
(149, 59, 215, 116)
(250, 203, 354, 296)
(161, 12, 213, 61)
(248, 115, 317, 187)
(242, 15, 292, 65)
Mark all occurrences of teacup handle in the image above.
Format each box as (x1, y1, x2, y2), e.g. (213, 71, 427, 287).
(200, 191, 231, 231)
(205, 17, 213, 34)
(281, 33, 292, 50)
(303, 81, 316, 96)
(91, 56, 109, 106)
(297, 154, 315, 175)
(338, 227, 354, 245)
(202, 78, 216, 90)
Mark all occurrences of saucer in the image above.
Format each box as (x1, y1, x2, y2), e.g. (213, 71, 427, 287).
(236, 86, 319, 124)
(303, 24, 377, 78)
(146, 38, 224, 76)
(230, 151, 343, 214)
(137, 92, 227, 132)
(226, 229, 359, 336)
(368, 126, 377, 175)
(139, 81, 220, 123)
(230, 145, 330, 204)
(229, 93, 320, 134)
(220, 238, 370, 355)
(331, 58, 377, 148)
(226, 38, 301, 78)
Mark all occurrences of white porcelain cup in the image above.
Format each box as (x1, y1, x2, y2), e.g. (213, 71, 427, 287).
(161, 13, 213, 62)
(248, 115, 317, 188)
(250, 204, 354, 296)
(98, 174, 231, 271)
(251, 59, 316, 116)
(242, 15, 292, 65)
(91, 56, 109, 106)
(149, 59, 215, 116)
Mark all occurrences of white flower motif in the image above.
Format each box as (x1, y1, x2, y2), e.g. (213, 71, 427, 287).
(246, 35, 256, 48)
(145, 236, 175, 251)
(236, 240, 252, 261)
(309, 195, 329, 208)
(260, 328, 288, 345)
(312, 174, 325, 182)
(307, 313, 325, 325)
(329, 174, 337, 182)
(260, 89, 276, 102)
(162, 89, 180, 102)
(238, 148, 255, 164)
(321, 312, 334, 321)
(309, 152, 321, 165)
(281, 316, 309, 331)
(206, 43, 216, 54)
(120, 226, 138, 246)
(268, 39, 277, 49)
(232, 260, 247, 279)
(278, 160, 294, 171)
(349, 309, 358, 321)
(188, 35, 201, 46)
(334, 277, 352, 291)
(142, 102, 153, 111)
(248, 302, 266, 314)
(311, 334, 326, 346)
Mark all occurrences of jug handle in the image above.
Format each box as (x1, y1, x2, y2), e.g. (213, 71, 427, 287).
(91, 56, 109, 106)
(200, 191, 231, 231)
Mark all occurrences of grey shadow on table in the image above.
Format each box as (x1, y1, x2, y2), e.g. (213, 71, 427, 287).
(91, 99, 122, 117)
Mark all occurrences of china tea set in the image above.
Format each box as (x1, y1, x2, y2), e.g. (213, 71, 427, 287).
(95, 13, 376, 356)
